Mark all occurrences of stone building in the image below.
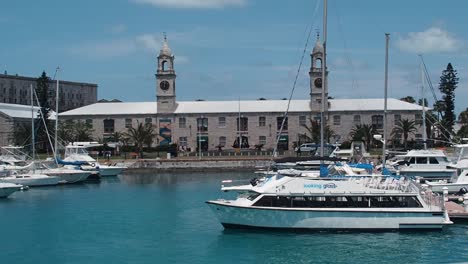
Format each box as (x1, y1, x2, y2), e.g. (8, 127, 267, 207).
(59, 37, 424, 151)
(0, 73, 97, 112)
(0, 102, 56, 146)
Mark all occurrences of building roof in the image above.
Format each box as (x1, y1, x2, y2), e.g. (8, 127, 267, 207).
(59, 98, 423, 117)
(0, 103, 56, 119)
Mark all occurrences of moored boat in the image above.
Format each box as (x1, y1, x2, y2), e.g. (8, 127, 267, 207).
(207, 173, 452, 230)
(0, 182, 22, 198)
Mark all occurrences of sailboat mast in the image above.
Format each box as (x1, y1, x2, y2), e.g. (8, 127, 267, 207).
(31, 84, 35, 162)
(419, 58, 427, 149)
(320, 0, 327, 158)
(383, 33, 390, 171)
(54, 67, 60, 162)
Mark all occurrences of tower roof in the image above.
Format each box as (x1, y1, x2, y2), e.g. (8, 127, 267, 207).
(312, 39, 324, 54)
(159, 34, 172, 57)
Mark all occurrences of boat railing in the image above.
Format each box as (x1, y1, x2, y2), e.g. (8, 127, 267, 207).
(410, 180, 444, 210)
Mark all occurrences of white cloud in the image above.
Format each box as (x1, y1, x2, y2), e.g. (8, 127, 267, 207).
(397, 27, 462, 53)
(136, 34, 161, 50)
(132, 0, 247, 9)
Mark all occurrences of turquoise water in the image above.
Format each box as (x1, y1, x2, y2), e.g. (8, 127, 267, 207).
(1, 171, 468, 264)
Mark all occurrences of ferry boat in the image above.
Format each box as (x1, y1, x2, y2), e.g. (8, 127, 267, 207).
(396, 150, 456, 180)
(206, 174, 452, 230)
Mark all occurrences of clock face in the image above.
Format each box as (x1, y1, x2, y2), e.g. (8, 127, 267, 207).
(314, 78, 322, 88)
(160, 80, 170, 91)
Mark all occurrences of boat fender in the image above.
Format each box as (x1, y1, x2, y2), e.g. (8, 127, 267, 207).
(91, 163, 96, 167)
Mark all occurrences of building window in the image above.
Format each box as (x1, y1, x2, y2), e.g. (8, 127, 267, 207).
(333, 115, 341, 126)
(218, 117, 226, 128)
(85, 119, 93, 128)
(277, 116, 288, 131)
(125, 118, 132, 128)
(372, 115, 383, 129)
(259, 116, 266, 127)
(353, 115, 361, 124)
(103, 119, 115, 134)
(179, 137, 187, 147)
(145, 118, 152, 126)
(179, 117, 186, 128)
(259, 136, 266, 145)
(219, 136, 226, 147)
(415, 113, 423, 125)
(394, 114, 401, 125)
(197, 117, 208, 132)
(237, 117, 248, 132)
(299, 116, 307, 126)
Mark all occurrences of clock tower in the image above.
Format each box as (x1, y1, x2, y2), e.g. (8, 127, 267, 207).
(309, 35, 328, 113)
(156, 35, 177, 113)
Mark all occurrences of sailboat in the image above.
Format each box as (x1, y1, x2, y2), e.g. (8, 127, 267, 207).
(36, 68, 92, 183)
(0, 85, 61, 187)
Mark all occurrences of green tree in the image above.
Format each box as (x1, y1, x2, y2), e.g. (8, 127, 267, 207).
(301, 118, 335, 144)
(438, 63, 458, 141)
(58, 120, 94, 145)
(124, 121, 156, 158)
(10, 122, 31, 148)
(348, 124, 375, 151)
(391, 119, 418, 150)
(35, 72, 52, 152)
(456, 125, 468, 139)
(459, 108, 468, 124)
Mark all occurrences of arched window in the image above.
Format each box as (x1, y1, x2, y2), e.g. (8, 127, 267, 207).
(315, 58, 322, 69)
(162, 60, 167, 71)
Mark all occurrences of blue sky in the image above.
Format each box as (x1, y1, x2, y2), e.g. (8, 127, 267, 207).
(1, 0, 467, 114)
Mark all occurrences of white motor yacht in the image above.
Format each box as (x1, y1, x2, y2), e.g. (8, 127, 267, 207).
(0, 182, 22, 198)
(0, 173, 60, 187)
(425, 169, 468, 194)
(207, 173, 451, 230)
(396, 150, 456, 180)
(63, 143, 125, 176)
(40, 167, 91, 184)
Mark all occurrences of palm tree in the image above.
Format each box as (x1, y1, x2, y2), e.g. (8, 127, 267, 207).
(301, 118, 335, 144)
(392, 119, 418, 150)
(125, 121, 156, 158)
(349, 124, 375, 151)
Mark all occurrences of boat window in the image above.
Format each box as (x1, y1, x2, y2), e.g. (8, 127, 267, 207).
(416, 157, 427, 164)
(429, 157, 439, 164)
(247, 193, 260, 201)
(408, 157, 416, 164)
(252, 195, 423, 208)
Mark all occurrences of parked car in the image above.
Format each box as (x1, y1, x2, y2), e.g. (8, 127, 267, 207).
(296, 143, 317, 153)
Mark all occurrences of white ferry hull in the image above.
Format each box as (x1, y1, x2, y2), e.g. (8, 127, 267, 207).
(0, 183, 22, 198)
(207, 202, 446, 230)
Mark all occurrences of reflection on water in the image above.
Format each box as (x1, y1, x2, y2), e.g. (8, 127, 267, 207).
(1, 170, 468, 264)
(119, 170, 253, 185)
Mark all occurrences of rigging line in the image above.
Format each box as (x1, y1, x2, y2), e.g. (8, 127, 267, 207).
(333, 0, 359, 91)
(270, 0, 320, 164)
(33, 88, 57, 159)
(419, 56, 439, 104)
